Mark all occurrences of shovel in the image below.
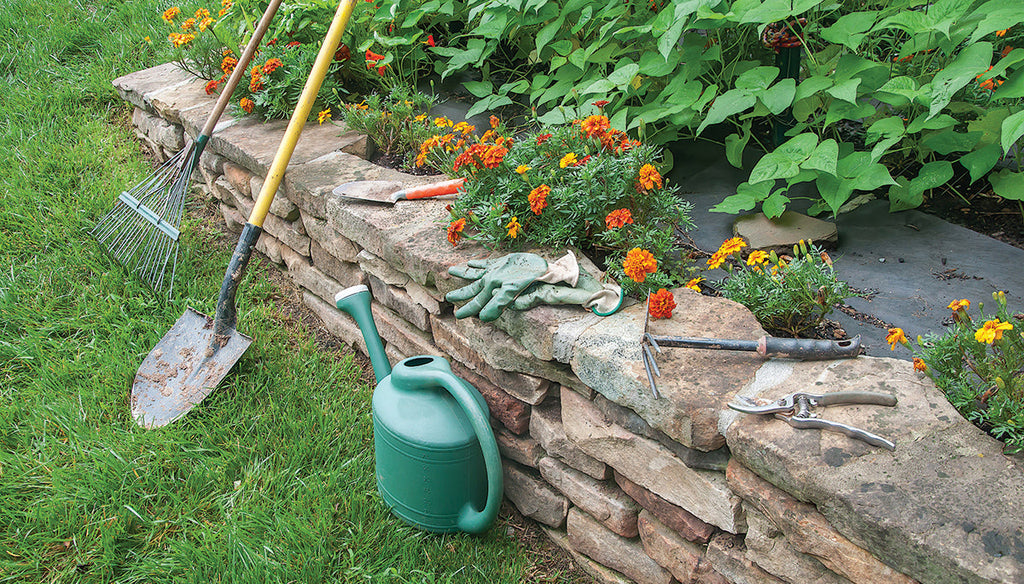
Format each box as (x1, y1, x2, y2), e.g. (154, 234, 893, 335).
(131, 0, 358, 428)
(332, 177, 464, 204)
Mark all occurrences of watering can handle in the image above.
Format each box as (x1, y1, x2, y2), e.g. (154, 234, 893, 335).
(418, 367, 504, 534)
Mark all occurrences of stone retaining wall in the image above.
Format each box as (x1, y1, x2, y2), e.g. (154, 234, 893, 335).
(115, 63, 1024, 584)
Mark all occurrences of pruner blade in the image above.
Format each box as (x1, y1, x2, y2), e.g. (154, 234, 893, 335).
(640, 293, 661, 399)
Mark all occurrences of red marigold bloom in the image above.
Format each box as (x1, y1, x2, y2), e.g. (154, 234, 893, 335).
(481, 145, 507, 169)
(220, 55, 237, 74)
(453, 143, 488, 172)
(447, 218, 466, 246)
(426, 34, 435, 47)
(266, 37, 277, 46)
(489, 115, 500, 129)
(204, 78, 219, 94)
(239, 97, 254, 113)
(262, 58, 283, 74)
(377, 65, 386, 76)
(593, 100, 610, 108)
(536, 133, 552, 145)
(287, 41, 302, 48)
(365, 48, 385, 62)
(637, 164, 663, 191)
(623, 248, 657, 283)
(648, 289, 676, 319)
(580, 114, 610, 138)
(529, 184, 550, 215)
(605, 208, 633, 229)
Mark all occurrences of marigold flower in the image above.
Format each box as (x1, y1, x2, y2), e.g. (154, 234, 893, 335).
(481, 145, 507, 169)
(249, 72, 263, 92)
(975, 319, 1013, 344)
(706, 251, 726, 270)
(580, 114, 611, 138)
(593, 100, 610, 108)
(204, 78, 219, 94)
(948, 299, 970, 312)
(913, 358, 928, 373)
(685, 277, 704, 292)
(289, 41, 303, 49)
(198, 17, 215, 32)
(239, 97, 254, 113)
(194, 7, 210, 19)
(453, 121, 475, 135)
(996, 28, 1009, 37)
(529, 184, 550, 215)
(716, 236, 747, 257)
(317, 108, 331, 125)
(747, 250, 768, 266)
(605, 208, 633, 230)
(886, 327, 908, 350)
(181, 17, 196, 31)
(447, 218, 466, 246)
(559, 153, 578, 168)
(162, 6, 181, 22)
(434, 116, 453, 128)
(262, 58, 283, 74)
(637, 163, 663, 191)
(648, 289, 676, 319)
(220, 55, 237, 74)
(506, 216, 521, 239)
(425, 34, 435, 47)
(536, 133, 552, 145)
(365, 48, 385, 62)
(623, 248, 657, 283)
(516, 165, 531, 175)
(489, 115, 500, 129)
(169, 32, 195, 47)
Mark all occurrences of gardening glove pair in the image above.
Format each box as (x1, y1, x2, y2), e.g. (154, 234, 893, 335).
(446, 252, 624, 322)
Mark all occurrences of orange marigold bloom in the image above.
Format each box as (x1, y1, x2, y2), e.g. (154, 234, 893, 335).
(365, 48, 385, 62)
(648, 289, 676, 319)
(529, 184, 550, 215)
(204, 78, 219, 94)
(886, 327, 908, 350)
(605, 208, 633, 229)
(685, 277, 704, 292)
(948, 299, 970, 312)
(623, 248, 657, 283)
(506, 216, 521, 239)
(580, 114, 611, 138)
(181, 17, 196, 31)
(489, 115, 500, 129)
(162, 6, 181, 22)
(913, 358, 928, 373)
(197, 17, 215, 32)
(536, 133, 552, 145)
(746, 250, 768, 266)
(194, 7, 211, 19)
(996, 28, 1009, 37)
(559, 153, 578, 168)
(637, 164, 663, 191)
(706, 251, 726, 270)
(262, 58, 283, 74)
(481, 145, 507, 169)
(717, 236, 747, 257)
(221, 55, 237, 74)
(317, 108, 331, 125)
(239, 97, 254, 113)
(447, 218, 466, 246)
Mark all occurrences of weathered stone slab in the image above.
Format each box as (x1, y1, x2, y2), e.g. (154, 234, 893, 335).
(705, 532, 787, 584)
(503, 461, 568, 528)
(133, 107, 184, 150)
(594, 394, 730, 471)
(540, 526, 634, 584)
(219, 202, 245, 233)
(561, 389, 744, 533)
(531, 400, 608, 480)
(570, 288, 765, 451)
(200, 150, 226, 174)
(567, 508, 674, 584)
(614, 471, 716, 544)
(637, 510, 704, 583)
(539, 457, 639, 537)
(370, 303, 438, 361)
(112, 62, 196, 115)
(450, 360, 530, 434)
(356, 250, 444, 313)
(727, 460, 908, 584)
(303, 215, 360, 262)
(310, 240, 361, 286)
(430, 315, 550, 405)
(368, 276, 430, 332)
(493, 424, 544, 468)
(283, 252, 344, 306)
(732, 210, 838, 253)
(255, 231, 284, 266)
(249, 174, 300, 221)
(263, 213, 310, 258)
(725, 357, 1024, 584)
(302, 291, 367, 356)
(223, 161, 252, 198)
(742, 505, 853, 584)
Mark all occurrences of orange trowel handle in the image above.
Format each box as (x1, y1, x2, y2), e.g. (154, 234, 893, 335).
(397, 178, 466, 200)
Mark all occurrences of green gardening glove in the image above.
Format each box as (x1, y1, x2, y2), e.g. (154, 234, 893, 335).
(510, 266, 624, 316)
(447, 253, 551, 321)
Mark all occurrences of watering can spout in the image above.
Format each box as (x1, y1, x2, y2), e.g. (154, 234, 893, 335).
(335, 284, 392, 383)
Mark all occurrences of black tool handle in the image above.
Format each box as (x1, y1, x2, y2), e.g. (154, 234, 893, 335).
(213, 222, 262, 339)
(760, 336, 861, 359)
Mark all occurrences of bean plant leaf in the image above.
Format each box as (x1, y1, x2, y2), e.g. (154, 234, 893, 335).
(725, 120, 752, 168)
(801, 139, 838, 175)
(463, 80, 493, 98)
(758, 78, 796, 115)
(968, 8, 1024, 44)
(696, 89, 755, 134)
(989, 169, 1024, 201)
(921, 130, 982, 155)
(907, 113, 957, 134)
(761, 192, 791, 219)
(536, 16, 565, 56)
(929, 42, 992, 118)
(815, 173, 856, 216)
(466, 94, 513, 118)
(711, 181, 772, 214)
(992, 68, 1024, 100)
(958, 144, 1002, 183)
(826, 78, 861, 104)
(608, 63, 640, 88)
(820, 11, 877, 51)
(889, 161, 953, 211)
(1000, 109, 1024, 155)
(875, 76, 921, 107)
(735, 66, 779, 91)
(748, 133, 819, 184)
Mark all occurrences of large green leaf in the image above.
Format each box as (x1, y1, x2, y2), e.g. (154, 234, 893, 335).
(991, 68, 1024, 100)
(824, 100, 875, 127)
(929, 42, 993, 118)
(608, 63, 640, 88)
(875, 76, 922, 107)
(463, 80, 493, 98)
(801, 139, 838, 175)
(989, 169, 1024, 200)
(758, 79, 796, 115)
(748, 133, 819, 184)
(725, 120, 752, 168)
(696, 89, 755, 134)
(889, 161, 953, 211)
(865, 116, 906, 146)
(820, 11, 877, 51)
(826, 78, 862, 104)
(1000, 109, 1024, 155)
(711, 181, 773, 214)
(794, 76, 833, 102)
(815, 173, 856, 216)
(958, 144, 1002, 183)
(535, 16, 565, 56)
(921, 130, 982, 155)
(968, 8, 1024, 43)
(761, 192, 791, 219)
(735, 66, 779, 91)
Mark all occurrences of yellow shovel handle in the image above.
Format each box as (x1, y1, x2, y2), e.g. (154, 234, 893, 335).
(248, 0, 356, 228)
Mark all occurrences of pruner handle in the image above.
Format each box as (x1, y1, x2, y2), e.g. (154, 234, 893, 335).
(760, 335, 861, 360)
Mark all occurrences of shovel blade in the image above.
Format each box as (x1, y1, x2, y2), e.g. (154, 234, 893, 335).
(131, 307, 252, 428)
(332, 180, 403, 204)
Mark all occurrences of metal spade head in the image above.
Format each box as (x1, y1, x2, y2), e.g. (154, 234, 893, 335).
(131, 307, 252, 428)
(332, 180, 405, 204)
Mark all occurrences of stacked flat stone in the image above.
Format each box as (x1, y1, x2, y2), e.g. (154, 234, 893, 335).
(115, 63, 1024, 584)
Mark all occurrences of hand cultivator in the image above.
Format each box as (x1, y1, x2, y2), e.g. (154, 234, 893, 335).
(90, 0, 284, 298)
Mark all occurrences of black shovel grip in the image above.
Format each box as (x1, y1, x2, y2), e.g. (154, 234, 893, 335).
(760, 335, 861, 360)
(214, 222, 262, 338)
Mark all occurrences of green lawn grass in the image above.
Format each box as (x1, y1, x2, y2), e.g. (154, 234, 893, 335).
(0, 2, 571, 582)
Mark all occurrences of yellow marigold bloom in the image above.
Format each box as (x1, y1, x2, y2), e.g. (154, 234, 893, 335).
(490, 115, 500, 129)
(975, 319, 1013, 344)
(717, 236, 747, 257)
(453, 121, 475, 135)
(434, 116, 453, 128)
(195, 7, 210, 18)
(181, 17, 196, 31)
(706, 251, 726, 270)
(623, 248, 658, 283)
(317, 108, 331, 125)
(197, 17, 215, 31)
(886, 327, 908, 350)
(746, 250, 768, 266)
(559, 153, 578, 168)
(996, 28, 1009, 37)
(948, 299, 970, 312)
(913, 358, 927, 373)
(685, 277, 705, 292)
(239, 97, 254, 113)
(637, 164, 663, 191)
(516, 165, 530, 175)
(506, 216, 521, 239)
(414, 114, 427, 122)
(162, 6, 181, 22)
(169, 32, 195, 47)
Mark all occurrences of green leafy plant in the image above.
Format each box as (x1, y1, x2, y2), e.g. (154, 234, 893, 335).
(422, 112, 694, 296)
(714, 239, 854, 337)
(891, 292, 1024, 453)
(341, 86, 436, 165)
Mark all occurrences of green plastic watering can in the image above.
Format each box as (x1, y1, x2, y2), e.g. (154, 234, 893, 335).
(334, 284, 503, 534)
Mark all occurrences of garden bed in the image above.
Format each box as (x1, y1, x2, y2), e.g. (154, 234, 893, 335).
(117, 63, 1024, 584)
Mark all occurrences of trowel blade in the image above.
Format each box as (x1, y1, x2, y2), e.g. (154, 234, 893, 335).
(332, 180, 405, 204)
(131, 307, 252, 428)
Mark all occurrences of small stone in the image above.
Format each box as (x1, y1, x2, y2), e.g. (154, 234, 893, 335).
(539, 457, 639, 537)
(732, 210, 838, 253)
(614, 471, 715, 544)
(705, 532, 787, 584)
(503, 461, 568, 528)
(493, 424, 544, 468)
(530, 399, 608, 480)
(636, 510, 704, 583)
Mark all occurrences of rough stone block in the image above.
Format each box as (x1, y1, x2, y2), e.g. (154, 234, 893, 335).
(310, 240, 362, 287)
(255, 232, 284, 266)
(726, 460, 915, 584)
(431, 315, 550, 405)
(250, 174, 300, 221)
(450, 359, 530, 435)
(199, 149, 225, 174)
(540, 526, 634, 584)
(594, 394, 730, 471)
(263, 213, 310, 257)
(705, 532, 787, 584)
(368, 276, 430, 333)
(636, 510, 704, 583)
(743, 505, 853, 584)
(530, 400, 608, 480)
(614, 471, 715, 544)
(286, 255, 344, 307)
(561, 389, 744, 533)
(539, 457, 639, 537)
(357, 250, 443, 313)
(370, 302, 439, 361)
(302, 291, 367, 356)
(132, 107, 184, 150)
(112, 62, 197, 116)
(567, 507, 674, 584)
(493, 424, 544, 468)
(219, 202, 245, 233)
(503, 461, 568, 528)
(303, 215, 360, 263)
(222, 161, 252, 198)
(732, 210, 838, 253)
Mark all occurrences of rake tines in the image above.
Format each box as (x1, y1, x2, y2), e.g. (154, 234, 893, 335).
(90, 142, 201, 298)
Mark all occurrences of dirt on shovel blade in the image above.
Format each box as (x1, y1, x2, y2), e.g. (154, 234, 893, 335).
(131, 307, 252, 428)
